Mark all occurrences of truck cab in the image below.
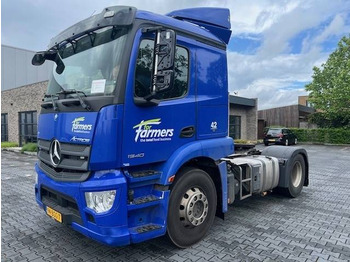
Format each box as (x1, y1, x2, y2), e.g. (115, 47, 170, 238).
(34, 6, 308, 248)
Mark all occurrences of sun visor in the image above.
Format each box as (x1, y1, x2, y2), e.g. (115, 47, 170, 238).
(48, 6, 137, 49)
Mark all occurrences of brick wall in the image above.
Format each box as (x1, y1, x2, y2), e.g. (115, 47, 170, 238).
(1, 81, 48, 143)
(230, 101, 257, 140)
(298, 95, 309, 106)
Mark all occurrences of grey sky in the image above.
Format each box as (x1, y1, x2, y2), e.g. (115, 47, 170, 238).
(2, 0, 226, 51)
(2, 0, 350, 109)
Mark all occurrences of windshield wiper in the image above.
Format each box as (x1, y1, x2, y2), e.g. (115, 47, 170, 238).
(56, 89, 91, 111)
(43, 94, 59, 111)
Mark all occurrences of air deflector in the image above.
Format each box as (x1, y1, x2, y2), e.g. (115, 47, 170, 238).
(166, 8, 232, 44)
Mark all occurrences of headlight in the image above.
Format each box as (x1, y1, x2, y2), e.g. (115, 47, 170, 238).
(85, 190, 116, 213)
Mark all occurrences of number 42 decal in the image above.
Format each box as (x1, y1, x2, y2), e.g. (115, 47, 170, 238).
(211, 121, 218, 132)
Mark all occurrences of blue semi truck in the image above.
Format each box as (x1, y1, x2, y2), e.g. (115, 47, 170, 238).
(33, 6, 309, 248)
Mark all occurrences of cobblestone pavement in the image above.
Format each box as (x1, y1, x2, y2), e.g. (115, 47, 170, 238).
(2, 145, 350, 261)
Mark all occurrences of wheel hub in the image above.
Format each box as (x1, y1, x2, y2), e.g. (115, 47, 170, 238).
(179, 187, 208, 227)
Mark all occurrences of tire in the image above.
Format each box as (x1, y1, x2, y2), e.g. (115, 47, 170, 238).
(285, 139, 289, 146)
(167, 168, 217, 248)
(264, 142, 269, 146)
(284, 154, 305, 198)
(294, 138, 298, 145)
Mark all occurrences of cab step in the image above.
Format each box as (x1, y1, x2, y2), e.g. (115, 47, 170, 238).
(127, 194, 162, 211)
(124, 170, 162, 187)
(129, 223, 165, 243)
(135, 224, 162, 233)
(130, 170, 161, 178)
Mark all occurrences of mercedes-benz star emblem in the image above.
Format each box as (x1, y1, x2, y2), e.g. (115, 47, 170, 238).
(49, 139, 61, 167)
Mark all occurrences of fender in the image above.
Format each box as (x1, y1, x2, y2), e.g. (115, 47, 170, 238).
(218, 161, 228, 213)
(159, 137, 233, 185)
(261, 146, 309, 188)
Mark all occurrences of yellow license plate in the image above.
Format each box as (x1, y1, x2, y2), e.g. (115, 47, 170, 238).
(268, 139, 276, 142)
(46, 206, 62, 223)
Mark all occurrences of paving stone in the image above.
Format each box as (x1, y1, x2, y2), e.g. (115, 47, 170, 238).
(2, 146, 350, 261)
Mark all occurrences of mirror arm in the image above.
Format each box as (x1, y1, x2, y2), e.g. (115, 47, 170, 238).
(141, 26, 163, 34)
(151, 31, 162, 93)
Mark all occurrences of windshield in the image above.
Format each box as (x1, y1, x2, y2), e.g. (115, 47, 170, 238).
(47, 26, 128, 97)
(267, 128, 282, 135)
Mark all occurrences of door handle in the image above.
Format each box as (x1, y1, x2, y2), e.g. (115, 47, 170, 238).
(180, 126, 195, 138)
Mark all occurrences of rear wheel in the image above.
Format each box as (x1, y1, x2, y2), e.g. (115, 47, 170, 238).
(167, 168, 217, 248)
(284, 154, 305, 197)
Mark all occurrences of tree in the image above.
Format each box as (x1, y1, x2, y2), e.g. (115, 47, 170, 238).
(305, 35, 350, 128)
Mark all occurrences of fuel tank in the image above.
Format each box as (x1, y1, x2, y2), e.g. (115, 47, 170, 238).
(226, 155, 279, 193)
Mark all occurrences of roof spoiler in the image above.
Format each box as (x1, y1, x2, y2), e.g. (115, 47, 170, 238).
(166, 8, 232, 45)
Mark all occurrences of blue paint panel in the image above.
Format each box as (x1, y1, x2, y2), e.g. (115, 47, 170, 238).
(195, 42, 229, 140)
(38, 112, 98, 144)
(122, 30, 197, 167)
(166, 8, 232, 44)
(198, 105, 228, 139)
(38, 105, 123, 170)
(35, 164, 130, 246)
(159, 137, 234, 185)
(167, 8, 231, 29)
(89, 105, 123, 170)
(136, 11, 224, 44)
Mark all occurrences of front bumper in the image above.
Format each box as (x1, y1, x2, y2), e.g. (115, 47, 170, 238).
(34, 163, 130, 246)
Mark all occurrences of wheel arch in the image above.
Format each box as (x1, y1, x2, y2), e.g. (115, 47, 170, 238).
(158, 138, 233, 217)
(159, 138, 233, 185)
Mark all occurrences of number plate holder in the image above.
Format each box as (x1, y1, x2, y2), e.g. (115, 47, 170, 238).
(46, 206, 62, 223)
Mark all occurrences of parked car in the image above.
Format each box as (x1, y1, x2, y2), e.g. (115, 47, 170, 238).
(264, 127, 297, 146)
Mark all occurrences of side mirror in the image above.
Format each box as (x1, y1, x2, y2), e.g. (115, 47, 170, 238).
(32, 52, 46, 66)
(151, 29, 176, 94)
(32, 50, 65, 74)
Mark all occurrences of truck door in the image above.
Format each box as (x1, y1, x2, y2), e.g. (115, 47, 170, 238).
(122, 32, 196, 167)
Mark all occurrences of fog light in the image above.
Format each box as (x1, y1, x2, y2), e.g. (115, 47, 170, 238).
(85, 190, 116, 213)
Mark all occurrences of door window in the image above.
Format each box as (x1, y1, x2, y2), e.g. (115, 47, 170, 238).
(134, 39, 189, 100)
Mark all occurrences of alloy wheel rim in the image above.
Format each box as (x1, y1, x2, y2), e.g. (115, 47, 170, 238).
(179, 187, 209, 227)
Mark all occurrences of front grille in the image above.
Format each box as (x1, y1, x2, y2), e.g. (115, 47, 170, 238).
(41, 186, 82, 225)
(38, 139, 91, 182)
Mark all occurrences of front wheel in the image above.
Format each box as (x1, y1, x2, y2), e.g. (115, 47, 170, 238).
(167, 168, 217, 248)
(285, 139, 289, 146)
